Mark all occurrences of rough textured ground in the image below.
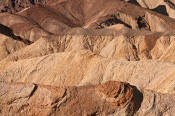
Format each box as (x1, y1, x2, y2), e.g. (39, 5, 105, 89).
(1, 0, 175, 116)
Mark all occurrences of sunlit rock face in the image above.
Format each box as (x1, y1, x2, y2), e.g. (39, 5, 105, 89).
(1, 0, 175, 115)
(133, 0, 175, 19)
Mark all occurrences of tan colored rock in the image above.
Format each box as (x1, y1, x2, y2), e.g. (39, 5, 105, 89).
(136, 90, 175, 116)
(0, 49, 175, 94)
(1, 0, 175, 39)
(1, 31, 174, 63)
(0, 81, 136, 116)
(136, 0, 175, 19)
(1, 81, 175, 116)
(0, 13, 49, 42)
(0, 34, 26, 61)
(1, 0, 175, 115)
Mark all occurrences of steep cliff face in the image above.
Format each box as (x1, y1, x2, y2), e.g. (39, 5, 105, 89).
(1, 0, 175, 116)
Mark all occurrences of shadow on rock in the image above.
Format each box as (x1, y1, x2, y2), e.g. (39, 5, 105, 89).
(130, 85, 143, 115)
(152, 5, 169, 16)
(0, 24, 33, 45)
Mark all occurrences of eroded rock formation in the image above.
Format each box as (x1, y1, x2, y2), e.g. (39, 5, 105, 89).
(0, 0, 175, 115)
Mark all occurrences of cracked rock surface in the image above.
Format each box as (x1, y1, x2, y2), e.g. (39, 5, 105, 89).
(1, 0, 175, 116)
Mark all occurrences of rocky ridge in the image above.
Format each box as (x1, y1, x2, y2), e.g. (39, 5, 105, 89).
(1, 0, 175, 116)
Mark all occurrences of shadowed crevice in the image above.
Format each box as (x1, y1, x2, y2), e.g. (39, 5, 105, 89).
(164, 0, 175, 10)
(28, 84, 38, 99)
(90, 111, 97, 116)
(152, 5, 169, 16)
(30, 0, 35, 4)
(130, 85, 143, 115)
(0, 24, 33, 45)
(97, 15, 132, 29)
(137, 16, 150, 30)
(128, 0, 140, 6)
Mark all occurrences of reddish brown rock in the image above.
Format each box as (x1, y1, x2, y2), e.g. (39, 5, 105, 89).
(0, 0, 175, 115)
(0, 81, 136, 116)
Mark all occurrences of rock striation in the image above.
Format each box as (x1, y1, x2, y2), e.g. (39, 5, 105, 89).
(0, 81, 136, 116)
(0, 0, 175, 116)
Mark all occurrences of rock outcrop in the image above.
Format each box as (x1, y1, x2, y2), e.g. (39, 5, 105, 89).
(0, 81, 136, 116)
(1, 81, 175, 116)
(134, 0, 175, 19)
(0, 0, 47, 13)
(0, 0, 175, 116)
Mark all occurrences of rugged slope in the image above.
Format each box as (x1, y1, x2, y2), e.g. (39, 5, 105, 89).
(135, 0, 175, 18)
(1, 81, 175, 116)
(0, 81, 137, 116)
(1, 0, 175, 116)
(1, 0, 175, 37)
(0, 0, 48, 13)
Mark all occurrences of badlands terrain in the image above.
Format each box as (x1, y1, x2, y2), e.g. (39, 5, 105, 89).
(1, 0, 175, 115)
